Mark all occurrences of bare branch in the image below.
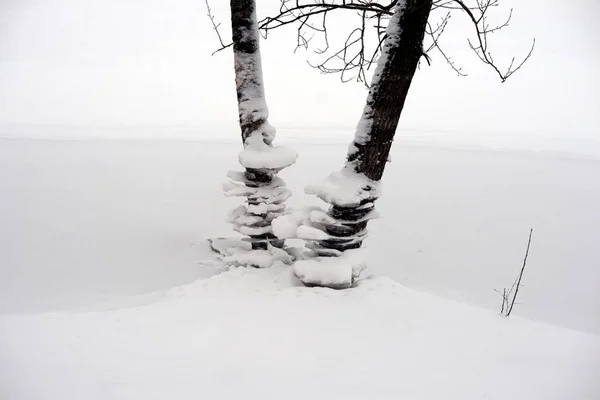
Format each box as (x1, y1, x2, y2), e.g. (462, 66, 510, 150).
(426, 12, 467, 77)
(205, 0, 233, 55)
(257, 0, 534, 84)
(451, 0, 535, 82)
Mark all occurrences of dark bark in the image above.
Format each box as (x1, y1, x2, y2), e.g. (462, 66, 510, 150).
(230, 0, 268, 144)
(230, 0, 287, 251)
(315, 1, 432, 255)
(348, 0, 432, 181)
(231, 0, 259, 55)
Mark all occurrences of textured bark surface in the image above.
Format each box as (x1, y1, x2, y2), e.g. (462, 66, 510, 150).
(229, 1, 288, 251)
(320, 203, 373, 252)
(230, 0, 268, 144)
(230, 0, 258, 55)
(315, 1, 432, 255)
(348, 0, 432, 181)
(244, 169, 284, 250)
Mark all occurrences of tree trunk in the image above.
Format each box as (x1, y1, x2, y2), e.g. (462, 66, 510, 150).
(313, 0, 432, 255)
(228, 0, 296, 251)
(230, 0, 271, 145)
(347, 0, 432, 180)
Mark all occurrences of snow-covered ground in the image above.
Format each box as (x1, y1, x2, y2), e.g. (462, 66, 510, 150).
(1, 128, 600, 399)
(3, 266, 600, 400)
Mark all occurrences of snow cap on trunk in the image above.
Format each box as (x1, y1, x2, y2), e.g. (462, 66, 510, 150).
(238, 134, 298, 170)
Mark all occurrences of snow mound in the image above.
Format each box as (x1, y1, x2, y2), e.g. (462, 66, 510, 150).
(2, 263, 600, 400)
(238, 134, 298, 170)
(294, 248, 369, 289)
(271, 207, 323, 239)
(305, 167, 380, 207)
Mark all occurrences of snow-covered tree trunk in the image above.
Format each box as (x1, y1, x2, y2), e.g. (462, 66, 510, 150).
(225, 0, 297, 252)
(305, 0, 432, 256)
(231, 0, 269, 144)
(349, 0, 432, 181)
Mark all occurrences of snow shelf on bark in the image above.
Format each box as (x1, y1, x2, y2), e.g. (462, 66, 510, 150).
(223, 170, 292, 248)
(272, 206, 379, 243)
(305, 167, 380, 208)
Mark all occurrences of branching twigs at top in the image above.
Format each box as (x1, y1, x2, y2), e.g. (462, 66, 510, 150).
(255, 0, 535, 85)
(259, 0, 395, 85)
(452, 0, 535, 82)
(424, 11, 467, 76)
(205, 0, 232, 55)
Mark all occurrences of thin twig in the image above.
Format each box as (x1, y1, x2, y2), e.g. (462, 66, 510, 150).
(205, 0, 233, 55)
(507, 228, 533, 316)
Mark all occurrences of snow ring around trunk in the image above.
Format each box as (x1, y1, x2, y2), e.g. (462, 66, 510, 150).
(239, 134, 298, 170)
(305, 167, 379, 208)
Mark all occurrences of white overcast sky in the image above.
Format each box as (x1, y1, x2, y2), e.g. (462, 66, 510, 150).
(0, 0, 598, 138)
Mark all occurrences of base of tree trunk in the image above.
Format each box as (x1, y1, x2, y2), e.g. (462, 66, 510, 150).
(306, 201, 377, 256)
(223, 167, 291, 251)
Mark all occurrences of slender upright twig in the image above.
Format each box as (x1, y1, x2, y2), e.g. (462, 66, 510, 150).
(205, 0, 233, 55)
(506, 228, 533, 316)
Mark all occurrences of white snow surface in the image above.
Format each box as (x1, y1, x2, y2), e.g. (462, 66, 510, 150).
(2, 265, 599, 400)
(1, 132, 600, 399)
(296, 224, 329, 240)
(221, 245, 291, 269)
(1, 135, 599, 332)
(271, 211, 304, 239)
(305, 167, 380, 207)
(271, 206, 323, 239)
